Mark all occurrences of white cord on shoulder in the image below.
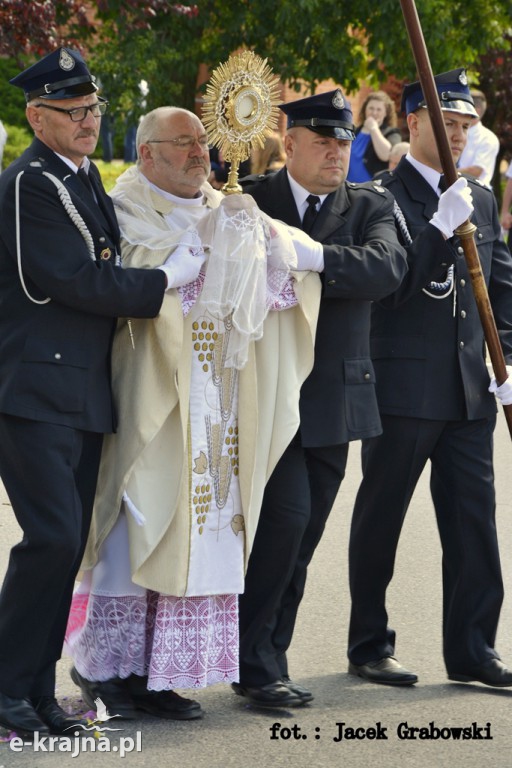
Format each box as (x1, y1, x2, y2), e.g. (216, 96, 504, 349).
(392, 199, 413, 246)
(393, 199, 455, 305)
(15, 168, 96, 304)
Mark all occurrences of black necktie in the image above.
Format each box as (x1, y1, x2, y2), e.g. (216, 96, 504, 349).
(302, 194, 320, 234)
(76, 168, 116, 235)
(438, 174, 447, 194)
(77, 167, 92, 188)
(77, 167, 96, 201)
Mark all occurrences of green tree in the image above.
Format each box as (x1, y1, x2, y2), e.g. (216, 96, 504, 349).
(2, 1, 510, 103)
(0, 0, 95, 139)
(1, 1, 511, 169)
(0, 0, 93, 64)
(85, 0, 512, 180)
(85, 0, 510, 98)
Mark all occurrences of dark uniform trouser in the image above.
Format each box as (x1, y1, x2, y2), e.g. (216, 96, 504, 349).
(0, 413, 103, 698)
(239, 432, 349, 686)
(348, 413, 503, 673)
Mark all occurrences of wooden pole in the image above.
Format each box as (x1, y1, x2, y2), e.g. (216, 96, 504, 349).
(399, 0, 512, 438)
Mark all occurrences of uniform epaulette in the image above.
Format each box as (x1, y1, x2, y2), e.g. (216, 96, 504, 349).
(474, 177, 492, 191)
(23, 157, 49, 174)
(464, 173, 493, 192)
(346, 179, 389, 195)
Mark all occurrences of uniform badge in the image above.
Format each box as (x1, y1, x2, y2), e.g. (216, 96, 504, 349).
(59, 49, 75, 71)
(100, 248, 112, 260)
(458, 70, 468, 86)
(332, 89, 345, 110)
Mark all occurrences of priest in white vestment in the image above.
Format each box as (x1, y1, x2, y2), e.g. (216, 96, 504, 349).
(66, 107, 322, 719)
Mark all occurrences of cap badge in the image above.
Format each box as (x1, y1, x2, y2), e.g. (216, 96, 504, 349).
(458, 70, 468, 86)
(332, 89, 345, 110)
(59, 49, 76, 72)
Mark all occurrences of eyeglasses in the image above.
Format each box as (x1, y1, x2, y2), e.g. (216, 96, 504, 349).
(147, 136, 210, 151)
(34, 100, 109, 122)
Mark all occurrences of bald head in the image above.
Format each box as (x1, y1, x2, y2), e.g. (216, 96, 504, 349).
(136, 107, 211, 198)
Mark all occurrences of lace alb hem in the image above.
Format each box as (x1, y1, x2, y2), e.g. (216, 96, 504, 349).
(66, 591, 239, 689)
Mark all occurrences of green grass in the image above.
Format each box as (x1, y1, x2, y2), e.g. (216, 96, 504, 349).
(95, 160, 134, 192)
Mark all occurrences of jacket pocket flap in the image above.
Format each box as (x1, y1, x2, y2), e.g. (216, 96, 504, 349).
(344, 358, 376, 384)
(22, 337, 88, 368)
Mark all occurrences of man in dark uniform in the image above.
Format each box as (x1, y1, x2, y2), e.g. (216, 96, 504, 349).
(0, 48, 174, 737)
(233, 89, 410, 708)
(348, 70, 512, 687)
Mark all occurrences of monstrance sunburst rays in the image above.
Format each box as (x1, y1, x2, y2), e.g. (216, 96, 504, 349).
(202, 50, 281, 194)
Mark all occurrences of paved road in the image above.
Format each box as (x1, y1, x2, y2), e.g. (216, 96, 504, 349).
(1, 411, 512, 767)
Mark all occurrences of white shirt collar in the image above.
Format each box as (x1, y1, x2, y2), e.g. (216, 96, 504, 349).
(404, 153, 443, 195)
(54, 152, 91, 175)
(146, 176, 205, 206)
(287, 172, 329, 217)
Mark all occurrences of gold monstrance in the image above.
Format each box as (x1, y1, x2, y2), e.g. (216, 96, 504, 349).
(202, 51, 281, 194)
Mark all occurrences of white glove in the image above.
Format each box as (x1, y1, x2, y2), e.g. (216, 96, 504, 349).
(159, 243, 205, 289)
(266, 219, 324, 272)
(266, 217, 297, 270)
(488, 364, 512, 406)
(287, 225, 324, 272)
(429, 177, 474, 239)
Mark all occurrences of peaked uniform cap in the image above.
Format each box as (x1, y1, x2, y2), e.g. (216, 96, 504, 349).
(401, 68, 478, 118)
(279, 89, 355, 140)
(10, 47, 98, 102)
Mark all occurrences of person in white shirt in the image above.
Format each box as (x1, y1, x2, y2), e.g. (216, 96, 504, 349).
(458, 89, 499, 186)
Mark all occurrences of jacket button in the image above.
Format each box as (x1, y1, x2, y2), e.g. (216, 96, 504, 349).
(460, 310, 466, 319)
(327, 279, 336, 286)
(457, 246, 464, 254)
(459, 341, 465, 349)
(460, 279, 466, 287)
(364, 373, 371, 380)
(54, 353, 62, 360)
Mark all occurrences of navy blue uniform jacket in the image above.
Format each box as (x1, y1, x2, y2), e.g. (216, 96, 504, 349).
(375, 158, 512, 421)
(242, 167, 409, 446)
(0, 138, 166, 433)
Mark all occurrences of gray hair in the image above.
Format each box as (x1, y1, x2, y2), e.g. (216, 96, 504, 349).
(136, 106, 201, 164)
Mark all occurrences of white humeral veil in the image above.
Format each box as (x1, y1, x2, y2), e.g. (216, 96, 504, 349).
(65, 166, 321, 689)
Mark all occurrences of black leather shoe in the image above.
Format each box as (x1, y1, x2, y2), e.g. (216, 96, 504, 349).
(32, 696, 89, 735)
(70, 667, 137, 719)
(448, 658, 512, 687)
(281, 676, 314, 703)
(348, 656, 418, 686)
(131, 690, 203, 720)
(0, 691, 49, 737)
(124, 674, 202, 720)
(231, 680, 305, 708)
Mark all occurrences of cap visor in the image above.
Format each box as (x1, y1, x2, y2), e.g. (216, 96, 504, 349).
(440, 100, 478, 118)
(308, 126, 355, 140)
